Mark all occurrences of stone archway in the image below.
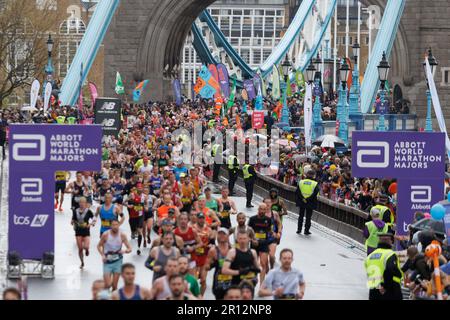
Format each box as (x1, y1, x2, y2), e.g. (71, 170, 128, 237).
(103, 0, 412, 102)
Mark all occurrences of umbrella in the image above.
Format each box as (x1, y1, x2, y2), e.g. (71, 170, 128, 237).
(410, 219, 446, 238)
(312, 135, 346, 148)
(292, 154, 314, 162)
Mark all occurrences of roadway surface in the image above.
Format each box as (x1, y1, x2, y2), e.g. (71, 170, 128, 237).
(0, 163, 368, 300)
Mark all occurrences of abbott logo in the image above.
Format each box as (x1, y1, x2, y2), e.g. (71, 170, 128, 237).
(356, 141, 389, 168)
(12, 134, 46, 161)
(101, 102, 116, 110)
(410, 186, 431, 203)
(21, 178, 43, 203)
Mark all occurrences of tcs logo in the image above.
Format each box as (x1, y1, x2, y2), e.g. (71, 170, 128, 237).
(356, 141, 389, 168)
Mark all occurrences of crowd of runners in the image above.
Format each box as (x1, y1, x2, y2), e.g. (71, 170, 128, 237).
(13, 99, 305, 300)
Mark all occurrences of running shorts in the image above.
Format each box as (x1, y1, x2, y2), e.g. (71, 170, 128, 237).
(55, 181, 66, 193)
(129, 216, 144, 232)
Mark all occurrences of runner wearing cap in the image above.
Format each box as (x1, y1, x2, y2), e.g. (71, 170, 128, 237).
(126, 182, 147, 255)
(207, 227, 233, 299)
(192, 211, 215, 295)
(195, 195, 221, 232)
(156, 193, 180, 231)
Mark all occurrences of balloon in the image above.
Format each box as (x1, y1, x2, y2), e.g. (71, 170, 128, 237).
(447, 192, 450, 202)
(430, 203, 446, 220)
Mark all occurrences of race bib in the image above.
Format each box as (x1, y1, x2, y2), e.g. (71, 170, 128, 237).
(101, 220, 112, 227)
(240, 272, 256, 280)
(220, 211, 230, 218)
(255, 232, 266, 240)
(217, 274, 233, 282)
(195, 247, 205, 255)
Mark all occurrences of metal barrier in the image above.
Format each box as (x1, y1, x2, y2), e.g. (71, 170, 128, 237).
(220, 166, 368, 243)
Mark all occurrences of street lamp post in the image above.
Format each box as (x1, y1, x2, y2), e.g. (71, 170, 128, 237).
(312, 54, 323, 139)
(377, 52, 390, 132)
(349, 41, 363, 130)
(280, 54, 291, 131)
(187, 32, 193, 100)
(338, 58, 350, 144)
(423, 48, 438, 132)
(44, 34, 54, 90)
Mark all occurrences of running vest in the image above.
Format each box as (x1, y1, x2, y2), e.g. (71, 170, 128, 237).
(153, 246, 177, 281)
(199, 207, 213, 226)
(213, 245, 233, 289)
(104, 231, 123, 263)
(206, 198, 219, 212)
(194, 224, 210, 256)
(230, 248, 257, 285)
(129, 193, 145, 218)
(72, 181, 86, 206)
(111, 179, 125, 201)
(150, 175, 162, 193)
(364, 248, 402, 289)
(181, 184, 194, 204)
(219, 199, 232, 229)
(299, 179, 318, 199)
(174, 227, 196, 254)
(249, 215, 272, 242)
(191, 177, 201, 195)
(119, 285, 142, 301)
(242, 164, 253, 180)
(365, 221, 389, 250)
(100, 204, 117, 234)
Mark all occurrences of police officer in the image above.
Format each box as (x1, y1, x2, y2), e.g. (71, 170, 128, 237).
(364, 232, 403, 300)
(370, 196, 394, 233)
(295, 170, 319, 236)
(363, 208, 388, 255)
(227, 153, 240, 195)
(211, 137, 222, 183)
(242, 161, 256, 208)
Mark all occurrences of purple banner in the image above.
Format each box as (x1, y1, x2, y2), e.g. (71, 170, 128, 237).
(352, 131, 445, 179)
(444, 204, 450, 239)
(217, 63, 230, 99)
(397, 178, 444, 236)
(172, 79, 182, 106)
(244, 79, 256, 101)
(9, 124, 102, 259)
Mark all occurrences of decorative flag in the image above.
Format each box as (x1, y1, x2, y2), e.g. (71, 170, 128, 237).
(346, 58, 353, 90)
(217, 63, 230, 98)
(172, 79, 182, 106)
(133, 80, 149, 102)
(226, 76, 237, 111)
(115, 72, 125, 95)
(242, 100, 247, 113)
(272, 66, 281, 100)
(286, 76, 292, 97)
(30, 79, 40, 109)
(304, 83, 313, 147)
(255, 85, 263, 111)
(88, 82, 98, 109)
(78, 85, 83, 112)
(295, 70, 305, 96)
(194, 65, 219, 99)
(254, 70, 266, 98)
(208, 64, 221, 95)
(43, 82, 52, 113)
(243, 79, 256, 101)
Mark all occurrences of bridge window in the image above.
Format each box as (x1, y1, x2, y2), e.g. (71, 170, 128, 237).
(58, 14, 86, 78)
(441, 67, 450, 86)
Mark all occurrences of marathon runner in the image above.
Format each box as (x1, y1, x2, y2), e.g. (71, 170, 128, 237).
(82, 171, 95, 205)
(263, 197, 283, 270)
(97, 220, 132, 291)
(111, 263, 150, 300)
(71, 197, 94, 269)
(216, 186, 238, 229)
(192, 212, 215, 295)
(155, 193, 181, 232)
(149, 166, 163, 196)
(178, 256, 201, 298)
(180, 174, 197, 213)
(147, 232, 181, 282)
(195, 195, 221, 232)
(204, 187, 221, 213)
(126, 182, 147, 254)
(149, 257, 180, 300)
(65, 171, 88, 211)
(151, 219, 184, 251)
(55, 171, 68, 212)
(229, 212, 257, 248)
(110, 169, 126, 205)
(142, 185, 155, 246)
(207, 228, 233, 300)
(95, 192, 124, 236)
(166, 274, 197, 300)
(248, 203, 273, 283)
(174, 212, 202, 256)
(97, 178, 113, 205)
(222, 229, 261, 287)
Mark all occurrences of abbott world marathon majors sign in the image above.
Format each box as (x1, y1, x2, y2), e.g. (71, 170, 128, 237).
(9, 124, 102, 260)
(352, 131, 445, 236)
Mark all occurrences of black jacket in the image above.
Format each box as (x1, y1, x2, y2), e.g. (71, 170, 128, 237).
(295, 179, 320, 210)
